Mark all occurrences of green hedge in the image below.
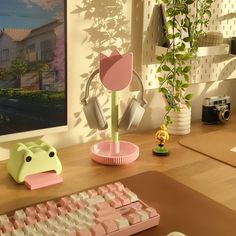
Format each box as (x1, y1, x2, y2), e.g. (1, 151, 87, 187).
(0, 89, 65, 102)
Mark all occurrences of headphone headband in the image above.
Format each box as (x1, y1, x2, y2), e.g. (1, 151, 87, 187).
(81, 69, 147, 107)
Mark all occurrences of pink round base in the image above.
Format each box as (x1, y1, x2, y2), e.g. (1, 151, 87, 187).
(91, 140, 139, 165)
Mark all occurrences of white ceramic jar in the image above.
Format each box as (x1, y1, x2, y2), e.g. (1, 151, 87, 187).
(167, 107, 191, 135)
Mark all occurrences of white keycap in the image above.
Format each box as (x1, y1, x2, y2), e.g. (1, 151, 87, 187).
(0, 214, 9, 227)
(14, 209, 26, 220)
(79, 191, 89, 200)
(22, 225, 37, 235)
(125, 189, 139, 202)
(85, 195, 105, 205)
(115, 217, 130, 229)
(104, 192, 116, 201)
(11, 229, 25, 236)
(70, 193, 81, 203)
(137, 210, 149, 221)
(87, 206, 96, 214)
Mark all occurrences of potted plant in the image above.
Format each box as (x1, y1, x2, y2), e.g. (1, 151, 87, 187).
(156, 0, 213, 134)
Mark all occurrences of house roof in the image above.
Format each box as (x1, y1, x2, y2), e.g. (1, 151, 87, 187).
(1, 28, 31, 41)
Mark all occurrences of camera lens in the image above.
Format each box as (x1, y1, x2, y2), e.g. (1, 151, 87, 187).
(219, 108, 230, 122)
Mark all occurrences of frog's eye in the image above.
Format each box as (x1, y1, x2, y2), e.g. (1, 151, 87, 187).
(49, 152, 55, 158)
(25, 156, 32, 162)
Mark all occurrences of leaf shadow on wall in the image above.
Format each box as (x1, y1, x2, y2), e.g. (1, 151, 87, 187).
(72, 0, 130, 139)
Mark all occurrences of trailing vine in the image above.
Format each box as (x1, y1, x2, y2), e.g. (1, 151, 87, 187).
(156, 0, 213, 125)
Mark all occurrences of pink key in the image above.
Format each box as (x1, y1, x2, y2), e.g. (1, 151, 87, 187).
(76, 200, 87, 209)
(90, 223, 106, 236)
(77, 228, 92, 236)
(109, 199, 122, 208)
(106, 184, 116, 192)
(118, 195, 131, 205)
(94, 202, 110, 211)
(113, 191, 123, 198)
(97, 186, 108, 196)
(126, 213, 141, 225)
(13, 219, 25, 229)
(36, 203, 47, 213)
(35, 213, 48, 222)
(46, 209, 58, 218)
(60, 197, 72, 206)
(57, 206, 67, 215)
(130, 202, 143, 212)
(1, 222, 14, 233)
(66, 203, 76, 212)
(114, 182, 124, 191)
(25, 216, 37, 225)
(87, 189, 97, 197)
(25, 207, 37, 216)
(46, 200, 57, 210)
(102, 219, 118, 233)
(94, 207, 116, 218)
(145, 207, 158, 218)
(96, 212, 122, 224)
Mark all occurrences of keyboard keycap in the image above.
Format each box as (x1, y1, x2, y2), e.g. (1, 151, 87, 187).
(0, 181, 160, 235)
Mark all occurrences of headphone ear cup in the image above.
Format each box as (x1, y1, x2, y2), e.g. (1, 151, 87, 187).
(119, 98, 145, 130)
(83, 97, 108, 130)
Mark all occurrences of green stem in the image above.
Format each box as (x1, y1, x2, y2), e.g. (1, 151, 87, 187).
(111, 91, 119, 143)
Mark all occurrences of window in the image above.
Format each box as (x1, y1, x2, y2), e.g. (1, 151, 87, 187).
(0, 49, 10, 61)
(27, 44, 37, 62)
(40, 40, 53, 62)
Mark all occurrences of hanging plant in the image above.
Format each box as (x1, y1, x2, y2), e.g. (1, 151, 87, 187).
(156, 0, 213, 126)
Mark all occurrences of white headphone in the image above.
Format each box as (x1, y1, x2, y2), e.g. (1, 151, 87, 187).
(81, 69, 147, 130)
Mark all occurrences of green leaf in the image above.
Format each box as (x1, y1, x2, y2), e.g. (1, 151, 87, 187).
(182, 53, 192, 60)
(157, 67, 162, 73)
(162, 65, 171, 71)
(184, 74, 189, 82)
(205, 10, 212, 17)
(176, 66, 182, 75)
(160, 87, 169, 94)
(176, 54, 183, 60)
(174, 32, 181, 38)
(183, 37, 191, 42)
(185, 93, 193, 100)
(156, 56, 163, 61)
(158, 77, 165, 83)
(185, 0, 195, 3)
(183, 66, 191, 73)
(185, 100, 191, 108)
(167, 34, 174, 40)
(181, 83, 189, 88)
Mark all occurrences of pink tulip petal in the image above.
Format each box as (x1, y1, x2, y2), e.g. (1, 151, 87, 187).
(100, 52, 133, 91)
(110, 49, 122, 62)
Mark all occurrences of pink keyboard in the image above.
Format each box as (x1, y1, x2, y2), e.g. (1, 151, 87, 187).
(0, 182, 160, 236)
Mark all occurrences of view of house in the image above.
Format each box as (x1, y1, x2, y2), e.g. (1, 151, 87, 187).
(0, 20, 63, 91)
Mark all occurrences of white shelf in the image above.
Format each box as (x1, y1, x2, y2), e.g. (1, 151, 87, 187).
(156, 44, 230, 57)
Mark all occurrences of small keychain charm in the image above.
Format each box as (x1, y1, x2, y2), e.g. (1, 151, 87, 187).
(153, 124, 169, 156)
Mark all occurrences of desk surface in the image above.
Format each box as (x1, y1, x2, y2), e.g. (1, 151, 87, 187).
(0, 115, 236, 228)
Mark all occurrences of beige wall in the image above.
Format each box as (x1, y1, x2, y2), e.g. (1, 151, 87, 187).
(2, 0, 236, 153)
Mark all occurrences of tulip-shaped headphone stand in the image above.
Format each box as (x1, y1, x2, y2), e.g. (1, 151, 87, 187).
(81, 69, 147, 165)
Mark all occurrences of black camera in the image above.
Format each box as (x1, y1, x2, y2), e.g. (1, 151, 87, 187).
(202, 96, 230, 124)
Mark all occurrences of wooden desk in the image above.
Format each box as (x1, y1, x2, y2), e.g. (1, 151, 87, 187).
(0, 115, 236, 218)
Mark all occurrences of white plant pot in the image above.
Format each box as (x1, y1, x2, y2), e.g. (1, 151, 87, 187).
(167, 107, 191, 135)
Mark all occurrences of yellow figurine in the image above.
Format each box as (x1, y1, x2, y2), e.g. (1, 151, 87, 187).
(153, 124, 169, 156)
